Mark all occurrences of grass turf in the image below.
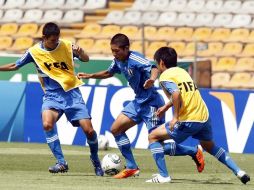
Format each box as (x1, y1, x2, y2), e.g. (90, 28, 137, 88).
(0, 142, 253, 190)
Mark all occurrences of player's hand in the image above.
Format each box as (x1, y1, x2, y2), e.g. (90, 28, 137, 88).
(72, 44, 84, 57)
(77, 72, 92, 79)
(143, 79, 154, 89)
(156, 105, 167, 118)
(169, 118, 179, 131)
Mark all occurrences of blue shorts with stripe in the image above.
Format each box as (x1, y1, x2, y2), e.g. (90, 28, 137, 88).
(165, 117, 213, 143)
(42, 88, 90, 126)
(122, 93, 165, 133)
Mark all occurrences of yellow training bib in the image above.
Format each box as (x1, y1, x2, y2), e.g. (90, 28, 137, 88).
(29, 39, 83, 92)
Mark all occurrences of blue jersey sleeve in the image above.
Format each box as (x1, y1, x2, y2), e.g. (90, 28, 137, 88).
(160, 81, 179, 94)
(16, 51, 34, 68)
(107, 60, 121, 74)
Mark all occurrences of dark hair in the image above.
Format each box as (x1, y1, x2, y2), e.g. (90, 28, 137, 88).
(110, 33, 130, 49)
(154, 47, 177, 68)
(42, 22, 60, 38)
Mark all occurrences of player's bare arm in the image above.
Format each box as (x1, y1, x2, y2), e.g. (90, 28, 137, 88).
(78, 70, 113, 79)
(156, 102, 172, 118)
(0, 63, 19, 71)
(143, 67, 159, 89)
(72, 44, 89, 62)
(170, 91, 182, 131)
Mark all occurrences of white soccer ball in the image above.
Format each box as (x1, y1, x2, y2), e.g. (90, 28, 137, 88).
(98, 135, 109, 150)
(101, 153, 123, 176)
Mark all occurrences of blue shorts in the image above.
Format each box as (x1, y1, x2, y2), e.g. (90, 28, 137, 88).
(122, 93, 165, 133)
(42, 88, 90, 126)
(165, 117, 213, 143)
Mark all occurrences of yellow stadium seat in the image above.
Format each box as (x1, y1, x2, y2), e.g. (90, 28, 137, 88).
(205, 28, 230, 42)
(212, 72, 231, 88)
(7, 37, 34, 53)
(144, 26, 157, 41)
(120, 25, 141, 40)
(232, 57, 254, 72)
(242, 75, 254, 89)
(31, 24, 44, 38)
(168, 41, 186, 57)
(197, 42, 223, 57)
(0, 36, 13, 51)
(146, 41, 168, 59)
(238, 43, 254, 57)
(62, 37, 76, 43)
(13, 23, 38, 37)
(223, 72, 252, 89)
(131, 41, 148, 54)
(192, 27, 212, 42)
(74, 23, 102, 39)
(0, 23, 18, 36)
(155, 27, 175, 41)
(89, 39, 111, 55)
(223, 28, 250, 42)
(214, 57, 236, 71)
(76, 38, 94, 51)
(95, 25, 120, 39)
(242, 30, 254, 43)
(217, 42, 243, 56)
(182, 42, 195, 57)
(174, 27, 193, 41)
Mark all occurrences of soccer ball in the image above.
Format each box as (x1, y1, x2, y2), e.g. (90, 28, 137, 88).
(98, 135, 109, 150)
(101, 153, 122, 176)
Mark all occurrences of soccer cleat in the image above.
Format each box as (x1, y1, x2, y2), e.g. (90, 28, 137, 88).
(237, 170, 250, 184)
(192, 145, 205, 173)
(146, 174, 171, 183)
(113, 168, 140, 179)
(49, 161, 68, 173)
(90, 156, 104, 176)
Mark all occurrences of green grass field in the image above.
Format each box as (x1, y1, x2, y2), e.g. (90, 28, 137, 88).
(0, 142, 253, 190)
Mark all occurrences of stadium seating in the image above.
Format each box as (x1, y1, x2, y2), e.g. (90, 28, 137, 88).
(146, 0, 170, 11)
(213, 57, 237, 71)
(139, 11, 160, 26)
(74, 23, 102, 38)
(127, 0, 151, 11)
(207, 13, 232, 27)
(0, 23, 18, 36)
(120, 25, 141, 40)
(236, 0, 254, 14)
(61, 0, 86, 10)
(188, 13, 214, 27)
(211, 72, 231, 88)
(154, 27, 175, 41)
(81, 0, 107, 11)
(168, 41, 186, 56)
(13, 23, 39, 37)
(99, 10, 124, 25)
(95, 25, 120, 39)
(153, 12, 177, 26)
(21, 0, 44, 10)
(185, 0, 206, 13)
(131, 41, 148, 53)
(173, 27, 194, 41)
(205, 28, 231, 42)
(238, 44, 254, 57)
(0, 36, 13, 51)
(37, 9, 63, 24)
(76, 38, 95, 51)
(225, 14, 251, 28)
(168, 0, 188, 12)
(7, 37, 34, 53)
(18, 9, 43, 24)
(217, 42, 243, 57)
(219, 0, 241, 13)
(58, 10, 84, 25)
(191, 27, 212, 42)
(197, 42, 223, 57)
(223, 28, 250, 42)
(223, 72, 252, 89)
(0, 9, 23, 24)
(40, 0, 65, 10)
(232, 58, 254, 72)
(1, 0, 25, 10)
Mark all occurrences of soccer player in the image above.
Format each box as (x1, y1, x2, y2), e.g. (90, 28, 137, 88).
(145, 46, 250, 184)
(0, 22, 104, 176)
(78, 33, 204, 179)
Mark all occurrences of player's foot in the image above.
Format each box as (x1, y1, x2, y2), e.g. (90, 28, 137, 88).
(237, 170, 250, 184)
(113, 168, 140, 179)
(90, 156, 104, 176)
(192, 145, 205, 173)
(146, 174, 171, 183)
(49, 161, 68, 173)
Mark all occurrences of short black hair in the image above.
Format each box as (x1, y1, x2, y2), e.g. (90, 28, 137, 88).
(154, 47, 177, 68)
(110, 33, 130, 49)
(42, 22, 60, 38)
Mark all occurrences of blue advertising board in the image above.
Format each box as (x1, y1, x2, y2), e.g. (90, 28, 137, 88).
(0, 82, 253, 153)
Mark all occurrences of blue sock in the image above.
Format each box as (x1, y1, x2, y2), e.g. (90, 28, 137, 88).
(44, 128, 65, 164)
(149, 142, 169, 177)
(87, 131, 99, 161)
(115, 133, 137, 169)
(210, 145, 240, 175)
(164, 141, 197, 156)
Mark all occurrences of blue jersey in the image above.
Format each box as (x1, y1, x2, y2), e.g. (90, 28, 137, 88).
(15, 42, 78, 91)
(108, 51, 158, 104)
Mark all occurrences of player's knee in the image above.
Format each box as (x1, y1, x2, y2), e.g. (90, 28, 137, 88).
(43, 121, 54, 131)
(110, 126, 119, 136)
(148, 132, 157, 143)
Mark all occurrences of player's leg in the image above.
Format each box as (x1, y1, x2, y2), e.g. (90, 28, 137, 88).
(197, 118, 250, 184)
(42, 109, 68, 173)
(111, 113, 140, 179)
(200, 140, 250, 184)
(66, 88, 103, 176)
(78, 119, 104, 176)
